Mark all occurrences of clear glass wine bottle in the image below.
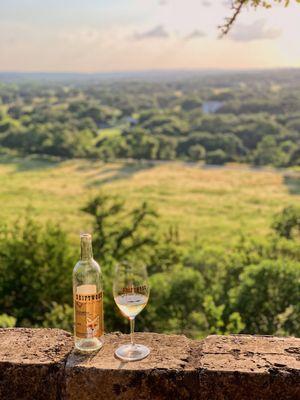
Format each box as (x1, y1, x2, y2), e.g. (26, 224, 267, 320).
(73, 233, 104, 352)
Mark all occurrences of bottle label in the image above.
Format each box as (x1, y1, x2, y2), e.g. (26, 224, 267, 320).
(75, 286, 104, 339)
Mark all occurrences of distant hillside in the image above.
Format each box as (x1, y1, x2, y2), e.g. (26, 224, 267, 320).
(1, 68, 300, 83)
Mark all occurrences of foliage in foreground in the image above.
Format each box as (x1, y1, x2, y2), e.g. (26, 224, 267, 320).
(0, 219, 74, 327)
(0, 197, 299, 338)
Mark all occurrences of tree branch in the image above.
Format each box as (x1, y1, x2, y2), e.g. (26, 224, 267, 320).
(219, 1, 295, 36)
(219, 0, 248, 36)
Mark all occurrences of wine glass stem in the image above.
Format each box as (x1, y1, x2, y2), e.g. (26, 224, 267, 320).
(130, 317, 135, 346)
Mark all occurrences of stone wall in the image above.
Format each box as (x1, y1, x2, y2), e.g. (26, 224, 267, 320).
(0, 328, 299, 400)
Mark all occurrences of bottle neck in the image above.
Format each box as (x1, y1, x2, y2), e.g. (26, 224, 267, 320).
(80, 234, 93, 261)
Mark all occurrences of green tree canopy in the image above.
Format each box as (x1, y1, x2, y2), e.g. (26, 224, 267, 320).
(0, 218, 74, 326)
(272, 205, 300, 239)
(233, 260, 300, 335)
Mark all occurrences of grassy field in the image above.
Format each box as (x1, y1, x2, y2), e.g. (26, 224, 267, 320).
(0, 157, 299, 246)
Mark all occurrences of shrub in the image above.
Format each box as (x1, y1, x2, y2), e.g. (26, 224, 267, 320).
(272, 205, 300, 239)
(0, 217, 75, 326)
(233, 260, 300, 335)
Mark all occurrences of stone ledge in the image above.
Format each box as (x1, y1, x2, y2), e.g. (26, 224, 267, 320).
(0, 329, 299, 400)
(0, 328, 73, 400)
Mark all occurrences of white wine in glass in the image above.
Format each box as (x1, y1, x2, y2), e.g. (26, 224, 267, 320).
(113, 261, 150, 361)
(115, 293, 148, 318)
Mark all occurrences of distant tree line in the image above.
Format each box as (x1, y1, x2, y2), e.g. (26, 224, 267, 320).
(1, 71, 300, 167)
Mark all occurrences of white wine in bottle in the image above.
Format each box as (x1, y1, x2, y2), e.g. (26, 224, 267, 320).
(73, 233, 104, 352)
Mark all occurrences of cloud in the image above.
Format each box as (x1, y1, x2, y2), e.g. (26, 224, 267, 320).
(185, 30, 206, 40)
(62, 29, 100, 45)
(133, 25, 169, 40)
(230, 19, 281, 42)
(159, 0, 211, 7)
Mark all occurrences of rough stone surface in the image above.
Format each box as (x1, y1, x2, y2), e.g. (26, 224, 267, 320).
(196, 335, 300, 400)
(0, 329, 300, 399)
(0, 328, 73, 400)
(64, 333, 300, 400)
(64, 332, 198, 400)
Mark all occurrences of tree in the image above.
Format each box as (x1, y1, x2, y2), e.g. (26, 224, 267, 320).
(0, 121, 10, 133)
(253, 135, 285, 166)
(188, 144, 206, 161)
(122, 129, 159, 159)
(95, 134, 128, 160)
(7, 105, 23, 119)
(145, 265, 206, 337)
(289, 146, 300, 166)
(0, 217, 74, 326)
(83, 194, 158, 264)
(142, 115, 188, 137)
(272, 205, 300, 239)
(233, 260, 300, 335)
(43, 302, 73, 332)
(157, 136, 177, 160)
(221, 1, 300, 35)
(83, 192, 182, 271)
(234, 118, 282, 150)
(206, 149, 227, 165)
(181, 97, 202, 112)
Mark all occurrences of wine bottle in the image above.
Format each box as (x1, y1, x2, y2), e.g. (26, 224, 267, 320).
(73, 233, 104, 352)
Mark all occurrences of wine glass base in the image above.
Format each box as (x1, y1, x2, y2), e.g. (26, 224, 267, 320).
(115, 344, 150, 362)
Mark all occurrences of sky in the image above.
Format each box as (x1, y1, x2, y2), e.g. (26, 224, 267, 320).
(0, 0, 300, 72)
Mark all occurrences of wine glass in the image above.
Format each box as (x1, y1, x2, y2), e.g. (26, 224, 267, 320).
(113, 261, 150, 361)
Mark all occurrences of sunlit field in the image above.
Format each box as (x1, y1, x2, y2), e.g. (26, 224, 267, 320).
(0, 157, 299, 246)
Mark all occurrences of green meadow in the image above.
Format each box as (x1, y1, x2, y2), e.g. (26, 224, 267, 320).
(0, 157, 299, 246)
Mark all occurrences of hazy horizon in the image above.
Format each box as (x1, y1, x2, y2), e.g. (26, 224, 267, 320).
(1, 0, 300, 73)
(1, 66, 300, 75)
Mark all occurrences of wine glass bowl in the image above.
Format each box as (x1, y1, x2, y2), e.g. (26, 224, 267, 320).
(113, 261, 150, 361)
